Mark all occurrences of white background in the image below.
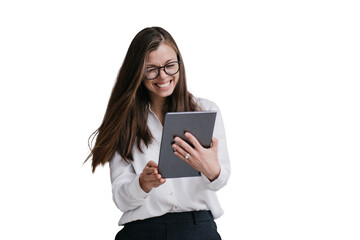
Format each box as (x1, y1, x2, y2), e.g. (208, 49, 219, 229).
(1, 0, 359, 239)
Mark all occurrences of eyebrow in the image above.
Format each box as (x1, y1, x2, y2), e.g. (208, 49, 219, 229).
(146, 58, 177, 67)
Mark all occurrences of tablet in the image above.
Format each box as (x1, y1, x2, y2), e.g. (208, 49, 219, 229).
(158, 111, 217, 178)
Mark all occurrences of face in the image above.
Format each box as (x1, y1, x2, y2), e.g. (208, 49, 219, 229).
(143, 43, 179, 104)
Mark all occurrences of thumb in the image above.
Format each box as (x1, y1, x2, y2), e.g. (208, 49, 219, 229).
(211, 137, 218, 150)
(147, 160, 158, 168)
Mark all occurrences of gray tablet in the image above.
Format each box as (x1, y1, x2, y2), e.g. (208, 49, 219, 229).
(158, 111, 217, 178)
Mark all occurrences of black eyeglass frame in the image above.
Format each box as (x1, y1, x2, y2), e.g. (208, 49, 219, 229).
(144, 61, 181, 80)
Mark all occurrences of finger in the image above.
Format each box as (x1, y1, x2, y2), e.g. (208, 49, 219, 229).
(143, 172, 161, 182)
(172, 143, 192, 161)
(152, 178, 166, 188)
(143, 165, 158, 175)
(174, 136, 196, 155)
(143, 161, 158, 174)
(149, 174, 166, 184)
(184, 132, 203, 149)
(174, 150, 188, 163)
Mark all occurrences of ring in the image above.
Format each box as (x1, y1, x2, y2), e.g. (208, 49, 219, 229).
(185, 153, 190, 159)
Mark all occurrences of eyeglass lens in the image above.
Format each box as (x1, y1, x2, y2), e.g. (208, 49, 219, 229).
(145, 61, 180, 80)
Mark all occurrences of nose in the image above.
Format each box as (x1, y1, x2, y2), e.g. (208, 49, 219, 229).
(158, 68, 170, 79)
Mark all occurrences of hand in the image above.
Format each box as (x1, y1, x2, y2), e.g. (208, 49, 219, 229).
(172, 132, 221, 182)
(139, 161, 166, 193)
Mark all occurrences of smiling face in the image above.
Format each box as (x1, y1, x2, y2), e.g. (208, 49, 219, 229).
(143, 43, 179, 106)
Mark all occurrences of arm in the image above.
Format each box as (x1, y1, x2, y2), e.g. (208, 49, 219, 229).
(110, 153, 166, 212)
(110, 152, 148, 212)
(201, 104, 231, 191)
(172, 103, 231, 191)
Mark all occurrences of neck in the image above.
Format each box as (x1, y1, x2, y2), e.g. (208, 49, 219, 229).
(150, 95, 167, 124)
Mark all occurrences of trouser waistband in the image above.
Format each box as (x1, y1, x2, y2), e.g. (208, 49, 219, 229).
(126, 210, 213, 225)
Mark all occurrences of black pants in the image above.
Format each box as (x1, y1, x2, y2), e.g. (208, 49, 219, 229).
(115, 210, 221, 240)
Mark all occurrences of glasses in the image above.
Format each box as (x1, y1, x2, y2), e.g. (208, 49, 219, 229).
(145, 61, 181, 80)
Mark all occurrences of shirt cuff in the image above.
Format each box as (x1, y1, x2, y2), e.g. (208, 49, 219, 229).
(128, 175, 151, 200)
(201, 168, 228, 191)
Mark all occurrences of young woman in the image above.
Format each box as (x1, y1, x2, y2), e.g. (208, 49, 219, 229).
(86, 27, 231, 240)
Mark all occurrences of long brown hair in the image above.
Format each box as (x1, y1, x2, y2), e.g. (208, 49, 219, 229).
(85, 27, 199, 172)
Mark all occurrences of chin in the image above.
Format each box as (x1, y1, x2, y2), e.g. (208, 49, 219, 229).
(158, 90, 175, 98)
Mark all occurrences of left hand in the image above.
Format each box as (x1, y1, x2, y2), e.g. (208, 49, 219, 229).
(172, 132, 221, 181)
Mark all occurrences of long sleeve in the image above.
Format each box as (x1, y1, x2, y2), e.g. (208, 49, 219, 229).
(110, 152, 151, 212)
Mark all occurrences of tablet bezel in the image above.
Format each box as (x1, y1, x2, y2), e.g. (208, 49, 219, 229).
(158, 111, 217, 178)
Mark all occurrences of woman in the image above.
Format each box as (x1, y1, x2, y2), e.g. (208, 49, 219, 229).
(86, 27, 230, 240)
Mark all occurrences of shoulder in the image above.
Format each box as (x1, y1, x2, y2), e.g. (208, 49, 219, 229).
(193, 96, 219, 111)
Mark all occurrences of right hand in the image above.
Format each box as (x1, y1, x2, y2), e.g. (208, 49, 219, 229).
(139, 161, 166, 193)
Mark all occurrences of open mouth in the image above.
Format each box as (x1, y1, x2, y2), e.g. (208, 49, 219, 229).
(155, 80, 172, 88)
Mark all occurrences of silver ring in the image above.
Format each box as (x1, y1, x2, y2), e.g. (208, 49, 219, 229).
(185, 153, 190, 159)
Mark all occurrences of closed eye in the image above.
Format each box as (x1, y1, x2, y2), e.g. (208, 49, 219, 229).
(146, 67, 157, 72)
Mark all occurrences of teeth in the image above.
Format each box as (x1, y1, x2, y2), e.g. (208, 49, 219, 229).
(156, 81, 171, 88)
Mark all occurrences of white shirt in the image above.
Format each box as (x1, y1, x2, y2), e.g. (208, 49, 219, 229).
(110, 97, 231, 225)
